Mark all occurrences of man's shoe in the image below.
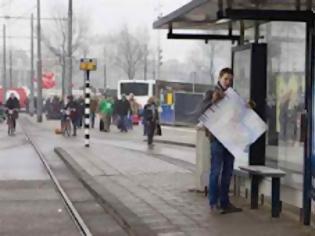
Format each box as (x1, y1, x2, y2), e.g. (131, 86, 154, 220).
(210, 205, 220, 214)
(220, 204, 242, 214)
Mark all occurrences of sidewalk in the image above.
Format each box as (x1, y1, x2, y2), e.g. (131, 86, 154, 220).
(55, 143, 313, 236)
(22, 116, 314, 236)
(154, 125, 196, 147)
(103, 122, 196, 147)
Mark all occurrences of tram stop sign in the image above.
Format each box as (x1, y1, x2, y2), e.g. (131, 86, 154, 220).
(80, 58, 97, 71)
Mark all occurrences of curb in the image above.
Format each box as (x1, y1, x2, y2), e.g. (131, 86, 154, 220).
(54, 147, 157, 236)
(150, 139, 196, 148)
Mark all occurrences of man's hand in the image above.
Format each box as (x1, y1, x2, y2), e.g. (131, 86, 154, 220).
(247, 100, 256, 109)
(212, 90, 225, 103)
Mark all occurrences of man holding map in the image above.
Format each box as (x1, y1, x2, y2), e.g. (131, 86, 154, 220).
(200, 67, 267, 214)
(203, 67, 243, 214)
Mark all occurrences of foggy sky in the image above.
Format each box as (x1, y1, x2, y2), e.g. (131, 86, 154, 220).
(0, 0, 195, 62)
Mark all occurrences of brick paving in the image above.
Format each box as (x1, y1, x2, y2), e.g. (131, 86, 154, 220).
(24, 116, 315, 236)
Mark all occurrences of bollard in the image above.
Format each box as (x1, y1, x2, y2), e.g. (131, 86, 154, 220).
(195, 125, 210, 192)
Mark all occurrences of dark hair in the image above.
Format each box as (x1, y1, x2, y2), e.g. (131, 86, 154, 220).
(219, 67, 233, 78)
(67, 95, 73, 100)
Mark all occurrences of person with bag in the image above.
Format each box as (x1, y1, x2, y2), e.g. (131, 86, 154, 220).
(90, 96, 99, 129)
(64, 95, 79, 136)
(143, 96, 159, 148)
(98, 95, 113, 132)
(128, 93, 141, 127)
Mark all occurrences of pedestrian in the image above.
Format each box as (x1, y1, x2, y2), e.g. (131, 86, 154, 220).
(44, 97, 52, 114)
(202, 67, 242, 214)
(112, 96, 119, 126)
(98, 95, 113, 132)
(77, 96, 85, 128)
(116, 94, 131, 132)
(64, 95, 79, 136)
(143, 96, 159, 148)
(128, 93, 140, 128)
(90, 95, 99, 129)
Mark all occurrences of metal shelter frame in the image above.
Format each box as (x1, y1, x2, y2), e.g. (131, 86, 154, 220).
(153, 0, 315, 226)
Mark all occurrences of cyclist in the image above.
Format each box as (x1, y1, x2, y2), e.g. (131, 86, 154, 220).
(64, 95, 79, 136)
(5, 93, 20, 130)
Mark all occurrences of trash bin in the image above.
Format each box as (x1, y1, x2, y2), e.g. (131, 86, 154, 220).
(195, 125, 210, 192)
(160, 104, 174, 124)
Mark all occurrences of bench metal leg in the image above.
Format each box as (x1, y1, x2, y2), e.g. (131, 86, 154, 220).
(251, 175, 259, 209)
(233, 175, 237, 196)
(237, 176, 241, 197)
(272, 177, 281, 218)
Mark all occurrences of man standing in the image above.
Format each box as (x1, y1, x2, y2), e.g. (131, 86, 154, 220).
(204, 67, 242, 214)
(116, 95, 131, 132)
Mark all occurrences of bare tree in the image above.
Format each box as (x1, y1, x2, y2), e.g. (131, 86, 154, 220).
(200, 41, 220, 84)
(188, 41, 227, 85)
(114, 25, 145, 80)
(42, 11, 89, 98)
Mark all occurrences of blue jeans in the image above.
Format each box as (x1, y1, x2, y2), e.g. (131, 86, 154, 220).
(208, 139, 234, 208)
(118, 115, 128, 132)
(91, 112, 96, 128)
(127, 116, 133, 130)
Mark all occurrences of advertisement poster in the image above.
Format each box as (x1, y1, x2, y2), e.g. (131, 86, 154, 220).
(275, 72, 305, 144)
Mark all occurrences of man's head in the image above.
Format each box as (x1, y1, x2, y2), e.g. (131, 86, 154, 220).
(218, 67, 233, 90)
(10, 93, 15, 99)
(147, 96, 155, 104)
(67, 95, 73, 102)
(129, 93, 134, 100)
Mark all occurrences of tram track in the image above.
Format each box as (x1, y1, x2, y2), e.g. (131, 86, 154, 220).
(18, 117, 135, 236)
(20, 121, 93, 236)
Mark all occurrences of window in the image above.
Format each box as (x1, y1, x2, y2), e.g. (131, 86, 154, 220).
(120, 83, 149, 96)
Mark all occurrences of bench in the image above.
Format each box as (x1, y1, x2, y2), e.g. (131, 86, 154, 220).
(239, 165, 286, 218)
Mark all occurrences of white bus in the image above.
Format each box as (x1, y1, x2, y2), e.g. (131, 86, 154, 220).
(117, 80, 155, 108)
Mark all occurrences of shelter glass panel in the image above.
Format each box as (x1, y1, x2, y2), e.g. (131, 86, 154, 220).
(263, 22, 306, 192)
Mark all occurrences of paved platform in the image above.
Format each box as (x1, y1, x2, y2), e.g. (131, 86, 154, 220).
(21, 115, 315, 236)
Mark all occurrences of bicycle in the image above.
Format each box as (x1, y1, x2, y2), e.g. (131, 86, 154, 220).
(61, 108, 75, 137)
(6, 109, 17, 136)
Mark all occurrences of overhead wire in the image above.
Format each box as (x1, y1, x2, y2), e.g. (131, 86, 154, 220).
(2, 4, 37, 48)
(0, 0, 15, 9)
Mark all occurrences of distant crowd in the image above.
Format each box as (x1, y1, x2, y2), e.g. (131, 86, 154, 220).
(44, 93, 160, 147)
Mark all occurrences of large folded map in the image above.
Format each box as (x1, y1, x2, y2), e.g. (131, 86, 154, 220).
(199, 88, 267, 159)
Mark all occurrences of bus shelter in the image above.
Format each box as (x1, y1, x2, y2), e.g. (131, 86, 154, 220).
(153, 0, 315, 225)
